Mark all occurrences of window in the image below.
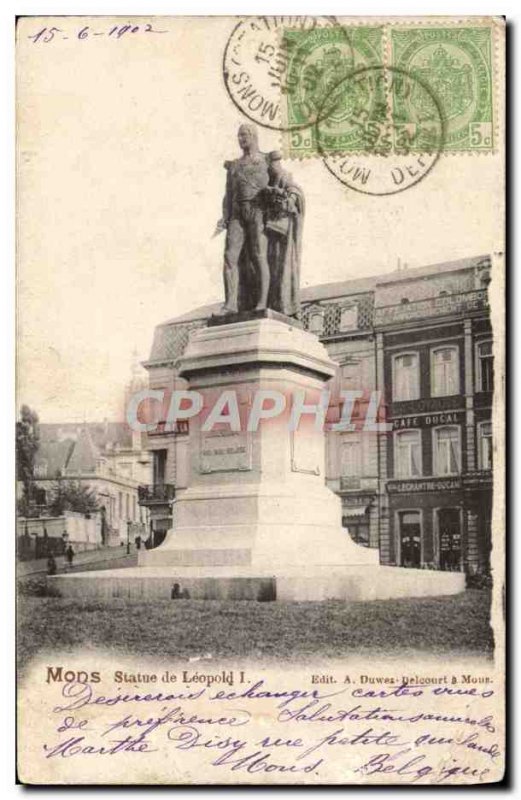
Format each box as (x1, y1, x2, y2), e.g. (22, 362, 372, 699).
(341, 362, 360, 391)
(153, 449, 167, 486)
(119, 461, 133, 478)
(34, 487, 47, 506)
(398, 511, 421, 567)
(476, 340, 494, 392)
(393, 353, 419, 401)
(339, 305, 358, 331)
(433, 426, 461, 475)
(437, 508, 462, 571)
(341, 357, 369, 392)
(308, 310, 324, 334)
(342, 505, 371, 547)
(345, 519, 370, 547)
(341, 435, 361, 477)
(394, 430, 422, 478)
(431, 346, 459, 397)
(478, 421, 493, 470)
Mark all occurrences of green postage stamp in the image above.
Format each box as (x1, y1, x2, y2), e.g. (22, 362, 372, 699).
(390, 27, 494, 152)
(283, 24, 494, 157)
(282, 26, 386, 157)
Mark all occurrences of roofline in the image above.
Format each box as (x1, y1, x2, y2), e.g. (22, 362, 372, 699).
(154, 255, 491, 329)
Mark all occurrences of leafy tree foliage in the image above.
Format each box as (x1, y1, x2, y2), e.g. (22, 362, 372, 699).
(49, 479, 100, 516)
(16, 405, 40, 497)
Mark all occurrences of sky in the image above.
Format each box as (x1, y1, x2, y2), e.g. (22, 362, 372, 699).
(16, 16, 502, 423)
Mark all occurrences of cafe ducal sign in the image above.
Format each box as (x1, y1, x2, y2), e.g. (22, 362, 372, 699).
(392, 412, 461, 430)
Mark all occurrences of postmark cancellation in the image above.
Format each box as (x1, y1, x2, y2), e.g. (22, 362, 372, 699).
(279, 20, 499, 161)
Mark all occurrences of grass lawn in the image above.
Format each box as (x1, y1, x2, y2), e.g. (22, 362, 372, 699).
(17, 585, 493, 670)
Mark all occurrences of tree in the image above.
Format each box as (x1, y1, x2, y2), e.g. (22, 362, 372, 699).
(16, 405, 40, 501)
(49, 479, 100, 517)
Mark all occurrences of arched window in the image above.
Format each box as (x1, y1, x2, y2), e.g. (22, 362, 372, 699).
(478, 421, 493, 470)
(393, 352, 419, 401)
(433, 426, 461, 475)
(308, 309, 324, 334)
(394, 430, 422, 478)
(431, 346, 459, 397)
(476, 340, 494, 392)
(341, 434, 361, 477)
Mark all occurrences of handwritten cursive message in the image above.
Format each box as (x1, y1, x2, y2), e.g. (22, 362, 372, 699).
(26, 672, 503, 784)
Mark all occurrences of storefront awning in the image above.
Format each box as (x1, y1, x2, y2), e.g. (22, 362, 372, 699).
(342, 505, 369, 518)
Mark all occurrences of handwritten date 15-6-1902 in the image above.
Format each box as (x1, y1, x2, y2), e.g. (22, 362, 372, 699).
(27, 22, 168, 44)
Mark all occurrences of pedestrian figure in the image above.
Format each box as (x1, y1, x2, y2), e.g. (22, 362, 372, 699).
(47, 553, 57, 576)
(66, 544, 75, 568)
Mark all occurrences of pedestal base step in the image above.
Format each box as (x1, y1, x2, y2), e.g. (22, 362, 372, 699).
(139, 548, 252, 567)
(49, 565, 465, 602)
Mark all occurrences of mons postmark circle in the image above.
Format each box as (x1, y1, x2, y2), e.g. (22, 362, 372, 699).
(222, 16, 354, 133)
(312, 65, 446, 196)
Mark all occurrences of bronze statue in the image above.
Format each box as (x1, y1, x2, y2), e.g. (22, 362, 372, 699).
(264, 151, 304, 318)
(215, 124, 270, 315)
(214, 126, 303, 318)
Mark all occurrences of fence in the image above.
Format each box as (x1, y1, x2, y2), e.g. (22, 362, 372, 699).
(17, 512, 102, 560)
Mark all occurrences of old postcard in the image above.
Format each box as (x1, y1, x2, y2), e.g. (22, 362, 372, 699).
(16, 14, 505, 785)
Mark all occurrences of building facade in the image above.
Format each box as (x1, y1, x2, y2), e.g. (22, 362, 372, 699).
(139, 255, 494, 574)
(374, 257, 493, 574)
(33, 422, 152, 544)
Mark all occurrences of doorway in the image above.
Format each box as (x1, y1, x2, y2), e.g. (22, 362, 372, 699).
(398, 510, 421, 567)
(437, 508, 462, 570)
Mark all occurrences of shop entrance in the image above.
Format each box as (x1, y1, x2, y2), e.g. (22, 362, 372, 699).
(398, 510, 421, 567)
(437, 508, 462, 570)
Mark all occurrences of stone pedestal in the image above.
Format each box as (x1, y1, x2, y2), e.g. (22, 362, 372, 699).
(51, 316, 465, 601)
(139, 317, 378, 574)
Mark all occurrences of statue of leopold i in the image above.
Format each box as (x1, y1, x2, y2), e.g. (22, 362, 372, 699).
(214, 124, 304, 319)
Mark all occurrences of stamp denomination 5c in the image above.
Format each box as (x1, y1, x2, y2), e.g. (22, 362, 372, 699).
(390, 27, 494, 152)
(282, 26, 384, 157)
(281, 24, 495, 159)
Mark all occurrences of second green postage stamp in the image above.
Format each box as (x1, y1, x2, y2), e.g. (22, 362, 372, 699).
(390, 26, 494, 152)
(282, 24, 495, 157)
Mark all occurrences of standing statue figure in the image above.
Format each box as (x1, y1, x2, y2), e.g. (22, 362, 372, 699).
(214, 126, 304, 318)
(264, 151, 304, 318)
(215, 124, 270, 315)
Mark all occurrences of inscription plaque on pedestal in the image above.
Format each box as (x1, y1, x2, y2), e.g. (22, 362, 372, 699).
(290, 430, 321, 476)
(200, 430, 252, 474)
